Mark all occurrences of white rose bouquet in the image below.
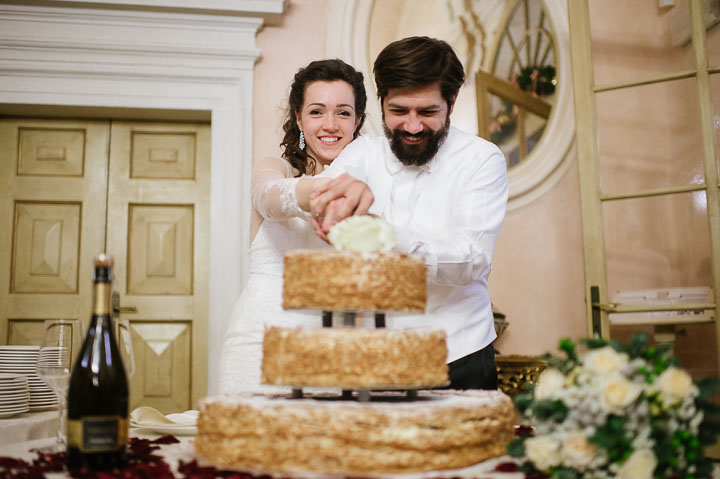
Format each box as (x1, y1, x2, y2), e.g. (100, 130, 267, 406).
(508, 333, 720, 478)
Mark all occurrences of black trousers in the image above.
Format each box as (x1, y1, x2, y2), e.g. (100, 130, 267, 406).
(444, 343, 497, 390)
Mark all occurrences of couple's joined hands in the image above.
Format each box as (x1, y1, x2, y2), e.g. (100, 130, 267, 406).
(310, 173, 374, 241)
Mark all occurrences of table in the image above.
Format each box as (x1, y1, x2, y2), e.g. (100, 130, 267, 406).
(1, 434, 717, 479)
(0, 432, 525, 479)
(0, 410, 59, 447)
(0, 431, 196, 478)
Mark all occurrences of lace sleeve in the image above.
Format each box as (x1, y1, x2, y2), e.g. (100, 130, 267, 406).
(251, 157, 309, 220)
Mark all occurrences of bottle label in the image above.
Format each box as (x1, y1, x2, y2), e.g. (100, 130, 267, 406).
(93, 282, 112, 315)
(67, 416, 128, 452)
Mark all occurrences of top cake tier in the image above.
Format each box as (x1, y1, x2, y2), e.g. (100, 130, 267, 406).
(282, 250, 426, 312)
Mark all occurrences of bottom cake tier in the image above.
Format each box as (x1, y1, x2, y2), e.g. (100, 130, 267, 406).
(195, 390, 515, 474)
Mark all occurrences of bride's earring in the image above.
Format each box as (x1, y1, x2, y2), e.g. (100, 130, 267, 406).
(299, 130, 305, 150)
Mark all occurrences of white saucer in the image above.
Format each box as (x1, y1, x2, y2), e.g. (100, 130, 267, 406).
(129, 422, 197, 436)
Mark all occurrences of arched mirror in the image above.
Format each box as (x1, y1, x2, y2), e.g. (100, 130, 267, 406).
(327, 0, 575, 212)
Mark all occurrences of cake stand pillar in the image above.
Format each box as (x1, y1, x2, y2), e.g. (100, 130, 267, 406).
(322, 310, 332, 327)
(343, 312, 356, 327)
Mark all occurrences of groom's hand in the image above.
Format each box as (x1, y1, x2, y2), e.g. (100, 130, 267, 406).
(310, 173, 374, 233)
(310, 200, 339, 242)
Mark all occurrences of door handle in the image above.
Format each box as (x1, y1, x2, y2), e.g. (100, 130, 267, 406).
(115, 306, 138, 314)
(112, 291, 138, 316)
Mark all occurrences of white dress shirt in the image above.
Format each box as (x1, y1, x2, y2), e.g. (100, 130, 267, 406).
(322, 126, 509, 363)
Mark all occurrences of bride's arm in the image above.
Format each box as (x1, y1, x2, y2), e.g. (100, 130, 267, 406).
(251, 157, 329, 220)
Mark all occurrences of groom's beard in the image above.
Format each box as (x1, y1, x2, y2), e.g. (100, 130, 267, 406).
(383, 115, 450, 167)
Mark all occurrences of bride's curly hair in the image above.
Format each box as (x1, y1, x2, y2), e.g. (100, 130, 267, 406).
(281, 59, 367, 176)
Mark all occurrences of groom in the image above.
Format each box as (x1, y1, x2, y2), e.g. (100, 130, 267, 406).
(311, 36, 508, 390)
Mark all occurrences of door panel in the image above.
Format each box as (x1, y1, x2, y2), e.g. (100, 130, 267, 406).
(130, 321, 191, 412)
(0, 118, 109, 341)
(106, 121, 210, 412)
(127, 204, 194, 295)
(130, 131, 197, 180)
(7, 319, 45, 345)
(12, 201, 82, 293)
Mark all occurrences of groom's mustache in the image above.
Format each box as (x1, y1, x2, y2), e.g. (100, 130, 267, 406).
(397, 130, 431, 139)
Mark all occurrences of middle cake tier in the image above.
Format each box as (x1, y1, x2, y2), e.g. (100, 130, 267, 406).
(261, 326, 450, 388)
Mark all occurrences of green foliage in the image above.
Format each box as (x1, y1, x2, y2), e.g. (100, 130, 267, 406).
(515, 65, 557, 96)
(590, 415, 632, 462)
(651, 418, 680, 477)
(531, 399, 568, 422)
(694, 457, 715, 478)
(506, 437, 525, 458)
(651, 342, 674, 361)
(550, 467, 580, 479)
(697, 377, 720, 402)
(578, 336, 608, 350)
(617, 331, 648, 358)
(696, 377, 720, 447)
(514, 393, 533, 413)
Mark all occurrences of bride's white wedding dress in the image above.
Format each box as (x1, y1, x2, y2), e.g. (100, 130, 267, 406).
(217, 158, 329, 393)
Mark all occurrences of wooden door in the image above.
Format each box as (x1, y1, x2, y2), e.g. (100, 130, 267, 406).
(0, 118, 109, 345)
(0, 117, 210, 413)
(106, 122, 210, 412)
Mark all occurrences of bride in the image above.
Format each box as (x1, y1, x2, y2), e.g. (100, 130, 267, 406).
(218, 59, 367, 393)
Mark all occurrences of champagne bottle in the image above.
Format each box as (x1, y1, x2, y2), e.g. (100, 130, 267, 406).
(66, 253, 129, 470)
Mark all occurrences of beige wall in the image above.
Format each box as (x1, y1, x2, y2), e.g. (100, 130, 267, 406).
(252, 0, 718, 360)
(253, 0, 332, 166)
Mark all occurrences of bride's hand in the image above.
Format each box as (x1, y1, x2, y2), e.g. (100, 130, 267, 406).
(310, 174, 373, 232)
(310, 200, 342, 242)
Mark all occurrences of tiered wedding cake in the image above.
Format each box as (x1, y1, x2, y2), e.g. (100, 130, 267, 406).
(195, 217, 514, 474)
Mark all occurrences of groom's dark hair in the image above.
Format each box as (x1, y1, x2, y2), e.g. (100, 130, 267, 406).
(373, 36, 465, 109)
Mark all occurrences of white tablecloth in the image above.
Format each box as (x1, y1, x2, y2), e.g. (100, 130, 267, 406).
(0, 410, 59, 447)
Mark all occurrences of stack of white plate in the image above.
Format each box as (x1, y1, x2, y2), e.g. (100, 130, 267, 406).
(0, 346, 58, 410)
(0, 373, 30, 418)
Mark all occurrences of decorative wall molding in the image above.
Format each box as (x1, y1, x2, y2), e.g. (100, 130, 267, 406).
(0, 4, 263, 81)
(0, 0, 282, 395)
(8, 0, 287, 24)
(326, 0, 576, 213)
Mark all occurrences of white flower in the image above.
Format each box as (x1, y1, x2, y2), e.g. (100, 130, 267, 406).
(657, 367, 695, 402)
(525, 435, 562, 471)
(535, 368, 566, 400)
(617, 449, 657, 479)
(327, 216, 396, 252)
(583, 346, 628, 375)
(561, 431, 597, 469)
(600, 374, 642, 412)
